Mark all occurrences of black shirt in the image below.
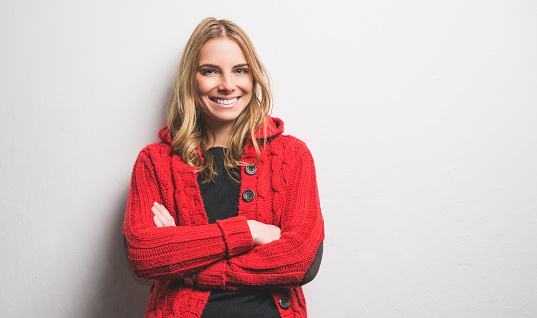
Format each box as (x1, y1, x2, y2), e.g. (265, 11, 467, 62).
(198, 147, 280, 318)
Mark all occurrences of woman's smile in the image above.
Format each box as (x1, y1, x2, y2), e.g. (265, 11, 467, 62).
(209, 96, 240, 107)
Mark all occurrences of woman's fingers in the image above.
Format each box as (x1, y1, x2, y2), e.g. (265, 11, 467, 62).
(154, 202, 176, 225)
(152, 202, 176, 227)
(152, 206, 169, 226)
(153, 215, 164, 227)
(247, 220, 281, 246)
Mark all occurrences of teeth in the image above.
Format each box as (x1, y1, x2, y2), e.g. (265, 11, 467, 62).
(213, 97, 238, 105)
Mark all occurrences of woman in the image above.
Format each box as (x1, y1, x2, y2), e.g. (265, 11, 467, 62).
(123, 17, 324, 318)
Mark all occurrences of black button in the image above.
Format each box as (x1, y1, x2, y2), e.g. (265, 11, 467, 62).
(242, 190, 255, 202)
(245, 164, 257, 175)
(278, 297, 290, 310)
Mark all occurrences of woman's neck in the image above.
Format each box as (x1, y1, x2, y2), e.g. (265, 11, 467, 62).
(205, 120, 232, 148)
(209, 132, 228, 147)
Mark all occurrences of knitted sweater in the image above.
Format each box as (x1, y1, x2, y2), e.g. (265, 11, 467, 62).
(123, 117, 325, 317)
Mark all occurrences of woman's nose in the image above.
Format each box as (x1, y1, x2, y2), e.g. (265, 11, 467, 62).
(218, 75, 235, 92)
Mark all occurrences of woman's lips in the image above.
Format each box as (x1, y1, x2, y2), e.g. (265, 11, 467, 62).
(210, 97, 239, 105)
(209, 96, 240, 108)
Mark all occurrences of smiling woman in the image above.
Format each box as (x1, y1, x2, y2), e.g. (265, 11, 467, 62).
(123, 17, 324, 318)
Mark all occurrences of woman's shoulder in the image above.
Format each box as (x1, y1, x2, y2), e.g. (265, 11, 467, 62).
(139, 141, 171, 157)
(276, 133, 306, 147)
(132, 142, 174, 174)
(270, 133, 313, 161)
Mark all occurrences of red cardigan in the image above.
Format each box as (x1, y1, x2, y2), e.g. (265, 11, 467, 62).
(123, 117, 324, 317)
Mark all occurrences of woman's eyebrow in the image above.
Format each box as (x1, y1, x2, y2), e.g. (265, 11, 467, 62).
(197, 63, 249, 70)
(198, 63, 220, 69)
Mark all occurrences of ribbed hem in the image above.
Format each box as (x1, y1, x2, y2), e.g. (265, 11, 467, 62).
(216, 216, 254, 257)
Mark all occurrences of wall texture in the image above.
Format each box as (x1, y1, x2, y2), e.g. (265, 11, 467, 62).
(1, 0, 536, 317)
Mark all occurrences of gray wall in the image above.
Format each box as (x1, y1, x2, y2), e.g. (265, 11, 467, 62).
(1, 0, 536, 317)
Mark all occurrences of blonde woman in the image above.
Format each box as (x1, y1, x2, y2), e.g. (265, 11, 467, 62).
(123, 17, 324, 318)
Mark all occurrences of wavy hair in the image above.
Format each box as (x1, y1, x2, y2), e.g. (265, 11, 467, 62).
(167, 17, 272, 182)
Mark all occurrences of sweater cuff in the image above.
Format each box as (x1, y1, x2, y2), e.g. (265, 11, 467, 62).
(196, 261, 227, 289)
(216, 216, 254, 257)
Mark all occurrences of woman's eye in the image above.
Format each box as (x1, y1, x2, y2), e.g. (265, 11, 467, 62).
(201, 69, 216, 75)
(235, 68, 248, 74)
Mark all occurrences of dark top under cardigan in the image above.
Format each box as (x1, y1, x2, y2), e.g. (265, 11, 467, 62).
(199, 147, 281, 318)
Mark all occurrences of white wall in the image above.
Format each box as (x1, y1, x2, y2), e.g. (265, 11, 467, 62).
(1, 0, 536, 317)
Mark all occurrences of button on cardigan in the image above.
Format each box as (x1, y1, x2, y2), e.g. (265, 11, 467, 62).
(123, 117, 325, 317)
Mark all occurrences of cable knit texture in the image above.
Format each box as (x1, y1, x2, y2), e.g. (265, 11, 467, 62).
(123, 117, 324, 317)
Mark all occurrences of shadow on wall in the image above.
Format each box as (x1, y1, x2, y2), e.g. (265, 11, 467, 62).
(85, 94, 168, 317)
(90, 187, 151, 317)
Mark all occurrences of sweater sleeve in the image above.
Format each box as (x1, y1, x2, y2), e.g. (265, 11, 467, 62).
(195, 141, 324, 289)
(123, 149, 254, 280)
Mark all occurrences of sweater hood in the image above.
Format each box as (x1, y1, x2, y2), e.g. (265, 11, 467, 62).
(157, 117, 284, 145)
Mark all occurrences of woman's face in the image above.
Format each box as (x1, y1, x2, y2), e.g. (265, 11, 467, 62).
(196, 37, 253, 130)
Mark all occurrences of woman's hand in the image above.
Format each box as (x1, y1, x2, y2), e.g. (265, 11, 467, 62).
(247, 220, 281, 246)
(152, 202, 176, 227)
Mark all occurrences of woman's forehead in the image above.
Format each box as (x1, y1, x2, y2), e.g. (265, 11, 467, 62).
(199, 37, 247, 65)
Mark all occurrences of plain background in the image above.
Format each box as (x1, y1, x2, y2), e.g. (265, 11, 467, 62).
(1, 0, 537, 317)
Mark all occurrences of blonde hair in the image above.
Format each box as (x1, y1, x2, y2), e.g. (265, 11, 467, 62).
(167, 17, 272, 182)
